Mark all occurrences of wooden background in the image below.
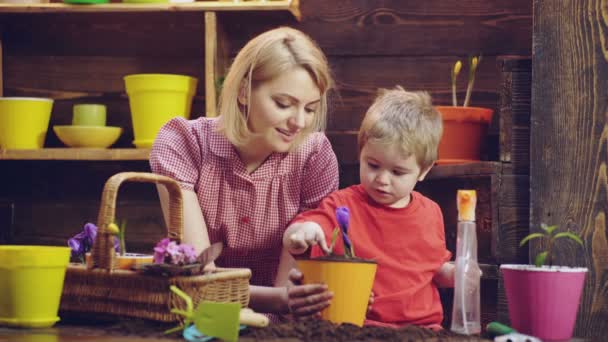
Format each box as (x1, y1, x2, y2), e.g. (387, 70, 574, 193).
(531, 0, 608, 337)
(0, 0, 533, 250)
(0, 0, 533, 330)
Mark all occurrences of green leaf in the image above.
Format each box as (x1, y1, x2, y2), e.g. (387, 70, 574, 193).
(553, 232, 584, 246)
(520, 233, 545, 247)
(534, 251, 548, 267)
(540, 224, 558, 235)
(328, 227, 340, 255)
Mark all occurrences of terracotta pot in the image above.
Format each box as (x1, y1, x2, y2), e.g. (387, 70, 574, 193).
(296, 257, 377, 326)
(85, 252, 153, 270)
(435, 106, 493, 164)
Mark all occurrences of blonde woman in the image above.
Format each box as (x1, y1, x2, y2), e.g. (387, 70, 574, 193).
(150, 27, 338, 318)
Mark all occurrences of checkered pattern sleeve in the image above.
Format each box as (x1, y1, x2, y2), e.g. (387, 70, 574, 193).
(149, 117, 204, 191)
(299, 133, 340, 211)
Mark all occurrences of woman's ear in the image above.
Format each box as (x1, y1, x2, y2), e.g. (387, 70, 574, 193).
(237, 79, 249, 106)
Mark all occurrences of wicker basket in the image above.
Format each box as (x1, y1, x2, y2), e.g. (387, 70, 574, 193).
(59, 172, 251, 322)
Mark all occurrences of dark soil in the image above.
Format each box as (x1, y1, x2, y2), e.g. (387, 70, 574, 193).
(54, 315, 490, 341)
(299, 254, 377, 264)
(241, 319, 489, 341)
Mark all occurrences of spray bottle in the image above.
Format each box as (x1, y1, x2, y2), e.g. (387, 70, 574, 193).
(450, 190, 481, 335)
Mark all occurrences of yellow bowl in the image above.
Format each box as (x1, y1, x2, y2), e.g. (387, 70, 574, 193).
(0, 97, 54, 149)
(53, 126, 122, 148)
(0, 245, 70, 328)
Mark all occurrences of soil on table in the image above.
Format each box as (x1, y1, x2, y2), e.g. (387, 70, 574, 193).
(241, 318, 489, 341)
(55, 315, 490, 341)
(299, 254, 376, 264)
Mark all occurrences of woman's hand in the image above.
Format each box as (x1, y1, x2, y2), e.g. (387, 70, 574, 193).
(284, 268, 333, 317)
(283, 222, 329, 255)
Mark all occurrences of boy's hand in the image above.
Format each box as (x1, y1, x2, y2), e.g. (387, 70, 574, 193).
(283, 222, 329, 255)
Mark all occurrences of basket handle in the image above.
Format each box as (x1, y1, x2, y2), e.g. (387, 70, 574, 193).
(89, 172, 183, 271)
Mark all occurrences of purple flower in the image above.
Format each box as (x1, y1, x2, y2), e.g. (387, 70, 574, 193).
(68, 238, 83, 258)
(154, 238, 171, 264)
(335, 206, 355, 257)
(82, 223, 97, 247)
(67, 222, 120, 262)
(179, 244, 197, 264)
(153, 238, 198, 265)
(113, 236, 121, 254)
(336, 207, 350, 233)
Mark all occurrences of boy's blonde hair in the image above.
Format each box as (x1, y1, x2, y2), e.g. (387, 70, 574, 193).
(358, 86, 443, 171)
(217, 27, 333, 148)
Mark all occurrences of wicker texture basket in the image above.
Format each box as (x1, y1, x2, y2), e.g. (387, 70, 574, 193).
(60, 172, 251, 322)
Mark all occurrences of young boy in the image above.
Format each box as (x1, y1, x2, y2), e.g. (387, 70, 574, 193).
(283, 86, 458, 329)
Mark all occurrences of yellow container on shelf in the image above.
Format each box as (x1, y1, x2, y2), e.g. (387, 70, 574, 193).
(296, 258, 377, 326)
(124, 74, 198, 148)
(0, 245, 70, 328)
(0, 97, 54, 149)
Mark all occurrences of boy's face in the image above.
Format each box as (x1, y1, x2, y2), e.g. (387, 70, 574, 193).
(359, 141, 431, 208)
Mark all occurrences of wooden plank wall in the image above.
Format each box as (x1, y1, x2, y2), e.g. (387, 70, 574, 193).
(0, 0, 532, 324)
(532, 0, 608, 338)
(0, 0, 532, 245)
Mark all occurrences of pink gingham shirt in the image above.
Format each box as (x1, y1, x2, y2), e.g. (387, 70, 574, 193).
(150, 117, 339, 286)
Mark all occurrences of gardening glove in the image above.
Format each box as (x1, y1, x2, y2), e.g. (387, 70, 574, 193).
(283, 222, 329, 255)
(284, 268, 333, 318)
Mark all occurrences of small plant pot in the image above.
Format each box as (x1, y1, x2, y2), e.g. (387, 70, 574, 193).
(296, 257, 377, 326)
(501, 264, 588, 340)
(0, 245, 70, 328)
(435, 106, 493, 164)
(124, 74, 198, 148)
(86, 252, 153, 270)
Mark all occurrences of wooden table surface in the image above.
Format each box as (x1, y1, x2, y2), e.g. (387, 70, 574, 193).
(0, 322, 179, 341)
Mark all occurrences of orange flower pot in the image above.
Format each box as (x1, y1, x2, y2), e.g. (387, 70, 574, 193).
(435, 106, 493, 164)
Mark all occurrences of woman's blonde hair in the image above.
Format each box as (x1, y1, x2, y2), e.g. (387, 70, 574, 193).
(217, 27, 333, 148)
(358, 86, 443, 171)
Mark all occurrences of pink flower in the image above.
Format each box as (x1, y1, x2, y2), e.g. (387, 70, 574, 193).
(179, 244, 197, 264)
(153, 238, 198, 265)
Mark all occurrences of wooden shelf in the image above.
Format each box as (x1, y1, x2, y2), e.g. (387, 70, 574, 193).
(0, 0, 300, 19)
(427, 161, 503, 180)
(0, 148, 150, 160)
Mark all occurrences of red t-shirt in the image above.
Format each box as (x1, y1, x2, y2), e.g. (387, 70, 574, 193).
(295, 185, 451, 327)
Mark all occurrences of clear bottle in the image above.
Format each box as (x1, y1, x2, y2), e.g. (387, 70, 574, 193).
(450, 190, 481, 335)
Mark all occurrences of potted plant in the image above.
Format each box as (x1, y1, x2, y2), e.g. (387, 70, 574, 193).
(296, 207, 377, 327)
(68, 221, 153, 270)
(500, 224, 587, 340)
(435, 56, 493, 164)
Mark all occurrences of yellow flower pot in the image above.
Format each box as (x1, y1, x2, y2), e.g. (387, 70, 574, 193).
(0, 97, 54, 149)
(0, 245, 70, 328)
(124, 74, 198, 148)
(297, 258, 377, 326)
